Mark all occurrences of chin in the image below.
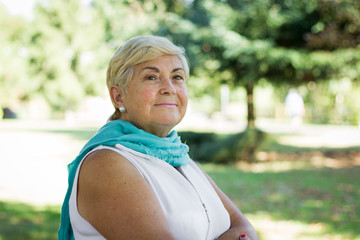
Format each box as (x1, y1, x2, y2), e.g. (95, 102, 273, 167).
(156, 118, 182, 127)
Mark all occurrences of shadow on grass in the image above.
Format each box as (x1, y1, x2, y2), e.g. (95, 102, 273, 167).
(204, 165, 360, 238)
(0, 201, 60, 240)
(257, 133, 360, 168)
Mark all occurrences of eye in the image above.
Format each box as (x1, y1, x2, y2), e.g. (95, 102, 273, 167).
(173, 75, 185, 81)
(146, 75, 157, 80)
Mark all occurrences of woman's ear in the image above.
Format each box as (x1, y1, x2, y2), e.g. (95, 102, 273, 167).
(109, 84, 125, 108)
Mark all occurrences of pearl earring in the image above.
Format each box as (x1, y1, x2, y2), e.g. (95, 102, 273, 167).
(119, 106, 126, 113)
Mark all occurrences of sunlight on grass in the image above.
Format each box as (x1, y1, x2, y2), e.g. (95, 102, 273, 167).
(247, 212, 355, 240)
(276, 130, 360, 148)
(236, 159, 312, 172)
(202, 163, 360, 240)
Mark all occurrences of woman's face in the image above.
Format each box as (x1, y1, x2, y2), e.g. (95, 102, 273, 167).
(120, 55, 188, 137)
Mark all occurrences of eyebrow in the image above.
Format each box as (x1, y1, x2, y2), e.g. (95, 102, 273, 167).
(142, 66, 184, 73)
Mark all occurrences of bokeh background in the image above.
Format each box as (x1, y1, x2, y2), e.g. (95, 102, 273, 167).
(0, 0, 359, 239)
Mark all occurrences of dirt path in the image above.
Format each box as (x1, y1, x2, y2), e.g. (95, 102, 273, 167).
(0, 120, 93, 205)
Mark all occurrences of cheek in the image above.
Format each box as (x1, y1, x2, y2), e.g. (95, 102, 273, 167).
(178, 87, 188, 104)
(129, 88, 157, 110)
(125, 87, 154, 109)
(140, 88, 157, 103)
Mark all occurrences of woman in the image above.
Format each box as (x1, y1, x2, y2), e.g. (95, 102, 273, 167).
(58, 35, 259, 240)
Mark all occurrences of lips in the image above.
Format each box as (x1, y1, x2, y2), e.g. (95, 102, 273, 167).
(154, 103, 177, 108)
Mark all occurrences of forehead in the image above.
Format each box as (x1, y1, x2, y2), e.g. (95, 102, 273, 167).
(134, 55, 183, 71)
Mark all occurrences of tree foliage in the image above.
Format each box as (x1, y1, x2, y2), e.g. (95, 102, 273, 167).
(0, 0, 359, 122)
(172, 0, 360, 127)
(25, 0, 109, 113)
(0, 5, 30, 108)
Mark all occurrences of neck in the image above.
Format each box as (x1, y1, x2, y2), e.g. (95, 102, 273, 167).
(117, 118, 174, 138)
(143, 126, 173, 138)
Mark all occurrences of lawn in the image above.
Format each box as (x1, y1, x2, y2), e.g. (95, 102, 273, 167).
(0, 202, 59, 240)
(0, 120, 359, 240)
(204, 163, 360, 240)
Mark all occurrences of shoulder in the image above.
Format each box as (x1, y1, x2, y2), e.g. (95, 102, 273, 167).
(81, 148, 130, 170)
(79, 148, 141, 191)
(77, 148, 175, 239)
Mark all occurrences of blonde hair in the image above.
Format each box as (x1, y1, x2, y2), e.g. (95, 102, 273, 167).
(106, 35, 189, 92)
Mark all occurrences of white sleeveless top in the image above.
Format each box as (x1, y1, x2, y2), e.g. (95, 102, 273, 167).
(69, 144, 230, 240)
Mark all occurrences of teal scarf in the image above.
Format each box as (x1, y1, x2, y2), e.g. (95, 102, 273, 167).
(58, 119, 190, 240)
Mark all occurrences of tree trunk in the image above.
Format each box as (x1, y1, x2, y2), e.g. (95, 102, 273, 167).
(246, 82, 255, 128)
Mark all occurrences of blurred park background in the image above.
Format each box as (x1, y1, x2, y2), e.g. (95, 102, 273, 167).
(0, 0, 360, 239)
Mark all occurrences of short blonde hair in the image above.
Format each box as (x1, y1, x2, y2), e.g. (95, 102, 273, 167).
(106, 35, 189, 92)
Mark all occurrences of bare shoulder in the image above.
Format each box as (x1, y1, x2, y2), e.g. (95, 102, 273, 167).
(79, 148, 138, 181)
(77, 148, 175, 240)
(77, 148, 144, 219)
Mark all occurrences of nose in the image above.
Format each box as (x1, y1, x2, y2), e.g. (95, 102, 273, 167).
(160, 78, 176, 95)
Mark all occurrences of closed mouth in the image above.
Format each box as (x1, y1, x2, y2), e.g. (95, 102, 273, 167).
(154, 103, 177, 107)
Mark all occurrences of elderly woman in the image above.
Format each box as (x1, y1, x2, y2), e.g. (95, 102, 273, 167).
(58, 36, 258, 240)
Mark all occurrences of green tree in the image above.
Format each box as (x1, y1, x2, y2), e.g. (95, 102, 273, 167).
(184, 0, 360, 127)
(0, 5, 30, 110)
(26, 0, 109, 114)
(92, 0, 167, 43)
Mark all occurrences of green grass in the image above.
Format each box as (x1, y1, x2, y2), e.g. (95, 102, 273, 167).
(262, 132, 360, 154)
(1, 165, 358, 240)
(0, 202, 60, 240)
(203, 164, 360, 240)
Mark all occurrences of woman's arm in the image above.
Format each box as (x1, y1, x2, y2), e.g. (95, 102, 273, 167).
(202, 170, 259, 240)
(77, 149, 176, 240)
